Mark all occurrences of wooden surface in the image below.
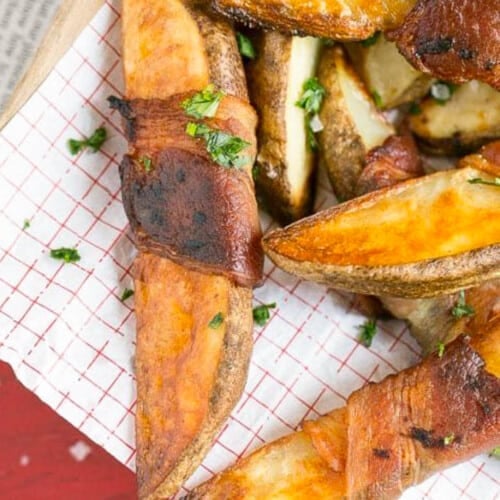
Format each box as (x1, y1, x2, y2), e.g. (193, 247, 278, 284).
(0, 361, 136, 499)
(0, 0, 105, 131)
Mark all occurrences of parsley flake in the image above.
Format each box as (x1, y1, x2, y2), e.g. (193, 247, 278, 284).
(443, 433, 455, 446)
(186, 122, 250, 168)
(296, 78, 326, 150)
(50, 247, 81, 264)
(182, 85, 224, 119)
(372, 90, 383, 108)
(296, 77, 326, 115)
(23, 219, 31, 230)
(361, 32, 381, 47)
(489, 446, 500, 458)
(139, 155, 153, 172)
(409, 102, 422, 115)
(68, 127, 107, 155)
(120, 288, 134, 302)
(253, 303, 277, 327)
(358, 319, 378, 348)
(237, 32, 256, 59)
(468, 177, 500, 187)
(451, 290, 475, 319)
(436, 341, 445, 358)
(209, 312, 224, 329)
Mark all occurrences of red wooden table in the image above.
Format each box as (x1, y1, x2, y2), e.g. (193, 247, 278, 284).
(0, 361, 136, 499)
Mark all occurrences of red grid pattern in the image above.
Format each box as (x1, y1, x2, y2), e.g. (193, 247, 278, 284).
(0, 1, 498, 498)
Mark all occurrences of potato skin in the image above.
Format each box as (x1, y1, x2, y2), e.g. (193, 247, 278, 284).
(213, 0, 417, 40)
(247, 32, 316, 224)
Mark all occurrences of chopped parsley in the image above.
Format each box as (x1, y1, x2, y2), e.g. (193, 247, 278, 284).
(372, 90, 383, 108)
(436, 341, 445, 358)
(468, 177, 500, 187)
(50, 247, 81, 264)
(253, 303, 277, 327)
(236, 32, 256, 59)
(138, 155, 153, 172)
(209, 312, 224, 329)
(296, 77, 326, 150)
(23, 219, 31, 230)
(252, 164, 260, 180)
(409, 102, 422, 115)
(443, 433, 455, 446)
(361, 31, 381, 47)
(358, 319, 378, 348)
(186, 122, 250, 168)
(182, 85, 224, 119)
(430, 81, 457, 105)
(68, 127, 107, 155)
(120, 288, 134, 302)
(451, 290, 475, 319)
(490, 446, 500, 458)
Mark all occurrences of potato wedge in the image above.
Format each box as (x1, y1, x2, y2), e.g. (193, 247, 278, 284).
(134, 255, 253, 499)
(212, 0, 417, 40)
(409, 80, 500, 156)
(263, 147, 500, 298)
(189, 324, 500, 498)
(122, 0, 258, 498)
(346, 34, 432, 109)
(317, 45, 394, 201)
(247, 32, 321, 224)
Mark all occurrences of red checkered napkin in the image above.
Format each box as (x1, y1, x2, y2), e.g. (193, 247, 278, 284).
(0, 1, 498, 497)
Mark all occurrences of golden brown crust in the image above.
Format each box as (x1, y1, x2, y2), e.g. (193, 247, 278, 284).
(134, 254, 253, 499)
(387, 0, 500, 90)
(263, 161, 500, 298)
(213, 0, 417, 40)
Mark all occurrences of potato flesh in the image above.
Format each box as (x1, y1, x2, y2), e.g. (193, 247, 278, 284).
(410, 81, 500, 140)
(285, 37, 322, 206)
(347, 35, 431, 109)
(272, 167, 500, 266)
(336, 52, 393, 151)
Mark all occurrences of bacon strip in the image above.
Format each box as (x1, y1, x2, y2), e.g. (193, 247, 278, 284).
(110, 94, 263, 288)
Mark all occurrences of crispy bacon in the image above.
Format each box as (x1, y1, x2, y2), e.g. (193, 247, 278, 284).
(387, 0, 500, 90)
(347, 335, 500, 497)
(110, 94, 263, 288)
(355, 133, 424, 196)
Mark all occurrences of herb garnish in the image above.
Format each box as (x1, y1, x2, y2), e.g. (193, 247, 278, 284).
(430, 81, 457, 105)
(120, 288, 134, 302)
(50, 247, 81, 264)
(361, 32, 381, 47)
(468, 177, 500, 187)
(409, 102, 422, 115)
(451, 290, 475, 319)
(139, 155, 153, 172)
(253, 303, 277, 326)
(68, 127, 107, 155)
(236, 32, 256, 59)
(209, 312, 224, 329)
(182, 85, 224, 119)
(443, 433, 455, 446)
(490, 446, 500, 458)
(358, 319, 378, 348)
(296, 77, 326, 150)
(23, 219, 31, 230)
(186, 122, 250, 168)
(436, 341, 445, 358)
(372, 90, 383, 108)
